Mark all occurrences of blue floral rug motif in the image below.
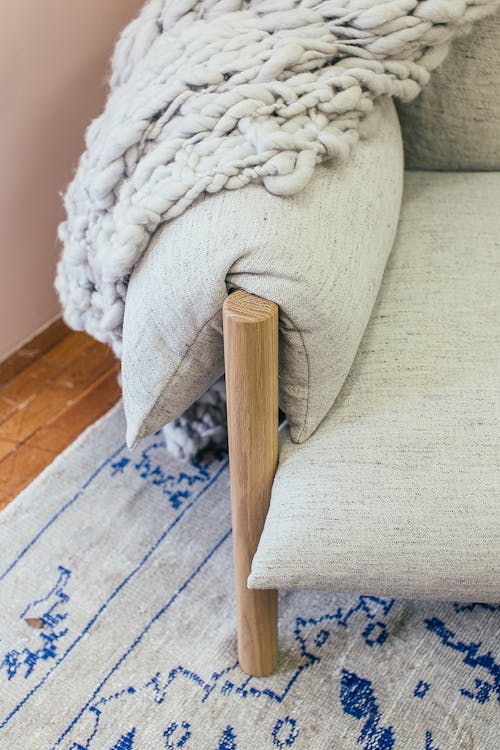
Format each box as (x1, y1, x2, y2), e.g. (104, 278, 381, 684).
(0, 404, 497, 749)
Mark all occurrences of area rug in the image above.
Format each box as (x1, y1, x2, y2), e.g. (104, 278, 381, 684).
(0, 404, 498, 749)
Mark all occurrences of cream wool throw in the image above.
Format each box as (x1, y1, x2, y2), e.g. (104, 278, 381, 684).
(56, 0, 499, 457)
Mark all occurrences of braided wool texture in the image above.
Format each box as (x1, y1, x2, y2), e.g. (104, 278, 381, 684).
(57, 0, 499, 457)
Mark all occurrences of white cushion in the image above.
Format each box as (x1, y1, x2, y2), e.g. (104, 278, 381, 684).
(249, 171, 500, 602)
(121, 98, 403, 447)
(397, 12, 500, 170)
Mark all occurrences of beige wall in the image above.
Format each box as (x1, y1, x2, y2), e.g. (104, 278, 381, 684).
(0, 0, 143, 359)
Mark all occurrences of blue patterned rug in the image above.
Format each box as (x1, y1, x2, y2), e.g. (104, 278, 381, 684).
(0, 404, 498, 749)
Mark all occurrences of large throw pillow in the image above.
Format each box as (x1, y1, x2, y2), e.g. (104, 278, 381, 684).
(121, 97, 403, 448)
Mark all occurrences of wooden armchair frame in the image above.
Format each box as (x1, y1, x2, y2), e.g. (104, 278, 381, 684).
(223, 290, 279, 676)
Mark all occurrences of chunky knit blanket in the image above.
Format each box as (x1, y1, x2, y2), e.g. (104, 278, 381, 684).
(57, 0, 499, 457)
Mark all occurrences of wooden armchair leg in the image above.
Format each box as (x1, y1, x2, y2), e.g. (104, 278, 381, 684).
(223, 290, 279, 677)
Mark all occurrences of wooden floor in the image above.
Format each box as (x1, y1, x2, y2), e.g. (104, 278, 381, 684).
(0, 320, 121, 511)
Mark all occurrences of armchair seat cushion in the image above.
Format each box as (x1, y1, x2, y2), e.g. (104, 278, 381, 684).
(249, 171, 500, 602)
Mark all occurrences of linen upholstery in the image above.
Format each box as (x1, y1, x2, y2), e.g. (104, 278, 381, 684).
(249, 171, 500, 602)
(397, 11, 500, 170)
(122, 98, 403, 448)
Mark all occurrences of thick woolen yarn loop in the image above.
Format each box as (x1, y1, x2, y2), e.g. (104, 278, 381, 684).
(57, 0, 499, 458)
(161, 378, 227, 460)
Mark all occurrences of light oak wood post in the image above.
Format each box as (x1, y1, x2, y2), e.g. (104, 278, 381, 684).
(223, 290, 279, 676)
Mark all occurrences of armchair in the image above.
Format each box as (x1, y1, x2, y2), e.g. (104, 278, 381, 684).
(120, 12, 500, 676)
(57, 4, 500, 679)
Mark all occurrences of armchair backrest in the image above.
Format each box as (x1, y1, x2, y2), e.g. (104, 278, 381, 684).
(397, 12, 500, 171)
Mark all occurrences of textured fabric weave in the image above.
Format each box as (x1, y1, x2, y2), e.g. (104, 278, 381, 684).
(122, 98, 402, 449)
(398, 10, 500, 170)
(250, 171, 500, 600)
